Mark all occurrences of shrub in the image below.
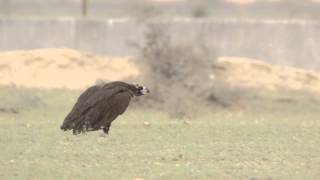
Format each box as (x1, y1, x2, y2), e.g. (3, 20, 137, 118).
(134, 23, 218, 118)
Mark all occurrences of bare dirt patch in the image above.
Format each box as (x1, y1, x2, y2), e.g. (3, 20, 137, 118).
(0, 49, 139, 89)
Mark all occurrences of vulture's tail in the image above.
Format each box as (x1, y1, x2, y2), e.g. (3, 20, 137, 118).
(60, 115, 77, 131)
(60, 121, 71, 131)
(60, 116, 90, 135)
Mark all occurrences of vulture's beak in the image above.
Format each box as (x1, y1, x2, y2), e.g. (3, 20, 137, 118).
(141, 87, 150, 95)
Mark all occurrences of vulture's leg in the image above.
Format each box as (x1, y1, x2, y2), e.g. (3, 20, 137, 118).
(102, 124, 111, 134)
(99, 124, 111, 137)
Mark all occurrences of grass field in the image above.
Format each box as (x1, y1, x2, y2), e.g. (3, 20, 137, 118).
(0, 87, 320, 180)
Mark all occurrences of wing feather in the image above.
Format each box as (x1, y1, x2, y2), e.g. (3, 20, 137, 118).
(92, 91, 132, 129)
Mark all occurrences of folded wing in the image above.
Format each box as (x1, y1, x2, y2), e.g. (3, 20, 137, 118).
(60, 84, 132, 134)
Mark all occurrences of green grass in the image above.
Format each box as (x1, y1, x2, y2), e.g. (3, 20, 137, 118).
(0, 87, 320, 180)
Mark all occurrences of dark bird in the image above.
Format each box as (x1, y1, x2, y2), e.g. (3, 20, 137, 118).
(60, 81, 150, 135)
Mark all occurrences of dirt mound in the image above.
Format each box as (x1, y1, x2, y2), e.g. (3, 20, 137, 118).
(0, 49, 139, 89)
(0, 49, 319, 93)
(215, 57, 320, 93)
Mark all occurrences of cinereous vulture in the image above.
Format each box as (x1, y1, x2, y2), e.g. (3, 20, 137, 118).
(60, 81, 150, 135)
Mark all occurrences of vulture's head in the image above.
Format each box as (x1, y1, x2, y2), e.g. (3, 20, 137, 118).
(131, 83, 150, 96)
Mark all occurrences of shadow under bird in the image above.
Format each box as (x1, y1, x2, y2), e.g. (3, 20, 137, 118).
(60, 81, 150, 135)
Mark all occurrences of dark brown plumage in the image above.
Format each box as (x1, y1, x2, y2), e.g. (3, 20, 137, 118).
(60, 81, 149, 135)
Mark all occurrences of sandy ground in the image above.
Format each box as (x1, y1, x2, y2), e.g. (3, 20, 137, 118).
(216, 56, 320, 93)
(0, 49, 139, 89)
(0, 48, 320, 93)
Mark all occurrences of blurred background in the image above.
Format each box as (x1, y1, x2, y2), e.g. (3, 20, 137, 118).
(1, 0, 320, 179)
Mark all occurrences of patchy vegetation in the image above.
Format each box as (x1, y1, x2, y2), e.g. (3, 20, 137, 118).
(0, 85, 43, 113)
